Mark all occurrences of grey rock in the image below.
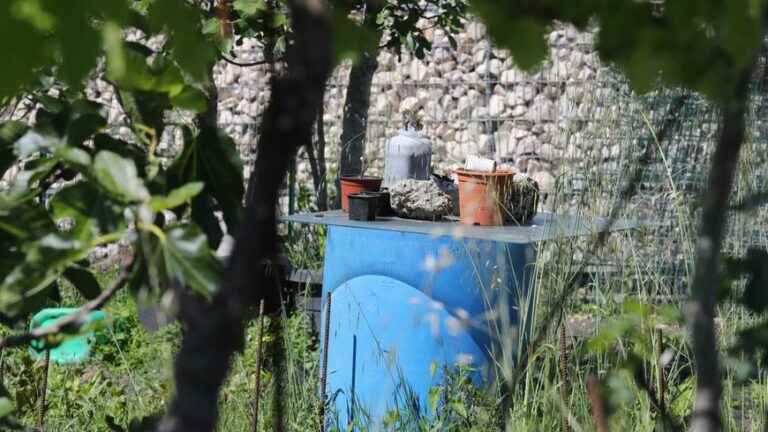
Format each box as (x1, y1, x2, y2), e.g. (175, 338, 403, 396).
(389, 179, 453, 220)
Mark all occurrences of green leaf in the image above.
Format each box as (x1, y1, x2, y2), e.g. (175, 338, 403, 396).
(93, 134, 148, 171)
(103, 21, 127, 81)
(112, 43, 183, 94)
(14, 129, 56, 158)
(93, 151, 150, 203)
(190, 193, 224, 248)
(0, 121, 28, 176)
(162, 225, 221, 298)
(0, 395, 13, 419)
(168, 126, 244, 233)
(0, 198, 56, 244)
(117, 89, 170, 140)
(428, 386, 441, 412)
(63, 265, 102, 300)
(170, 86, 208, 113)
(149, 182, 204, 211)
(0, 9, 49, 99)
(54, 146, 92, 170)
(0, 233, 89, 320)
(66, 113, 106, 146)
(50, 182, 125, 237)
(233, 0, 266, 15)
(0, 382, 15, 420)
(331, 11, 379, 63)
(147, 0, 216, 83)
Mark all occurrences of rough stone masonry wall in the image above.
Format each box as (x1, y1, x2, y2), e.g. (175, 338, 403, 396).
(213, 20, 622, 198)
(1, 20, 624, 203)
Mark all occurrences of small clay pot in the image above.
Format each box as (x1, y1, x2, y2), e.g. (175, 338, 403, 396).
(455, 169, 516, 226)
(340, 176, 383, 211)
(348, 193, 378, 221)
(368, 190, 394, 216)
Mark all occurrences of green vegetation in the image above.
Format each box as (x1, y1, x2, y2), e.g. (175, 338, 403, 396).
(1, 1, 768, 431)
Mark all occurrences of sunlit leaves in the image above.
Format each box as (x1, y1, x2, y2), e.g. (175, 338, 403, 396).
(169, 86, 208, 113)
(149, 182, 204, 212)
(93, 151, 150, 203)
(102, 22, 127, 83)
(0, 233, 89, 320)
(233, 0, 266, 16)
(93, 134, 148, 176)
(168, 126, 244, 241)
(147, 0, 217, 83)
(50, 182, 125, 237)
(0, 0, 133, 99)
(0, 198, 56, 244)
(0, 2, 233, 333)
(109, 42, 210, 139)
(162, 225, 222, 298)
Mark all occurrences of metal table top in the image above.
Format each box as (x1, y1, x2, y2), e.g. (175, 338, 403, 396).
(281, 210, 639, 244)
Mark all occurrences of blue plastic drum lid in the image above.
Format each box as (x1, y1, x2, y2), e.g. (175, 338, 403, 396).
(382, 129, 432, 187)
(321, 226, 535, 427)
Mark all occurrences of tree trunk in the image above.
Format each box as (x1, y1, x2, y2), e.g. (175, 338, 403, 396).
(157, 0, 332, 430)
(689, 67, 753, 432)
(316, 99, 328, 210)
(305, 94, 328, 210)
(338, 49, 379, 179)
(244, 0, 279, 208)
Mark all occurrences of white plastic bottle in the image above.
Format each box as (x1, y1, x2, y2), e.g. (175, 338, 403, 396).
(382, 128, 432, 187)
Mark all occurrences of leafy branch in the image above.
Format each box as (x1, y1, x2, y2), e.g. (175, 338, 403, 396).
(0, 262, 132, 350)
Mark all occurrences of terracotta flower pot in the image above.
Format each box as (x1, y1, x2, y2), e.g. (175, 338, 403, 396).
(340, 176, 382, 211)
(455, 169, 516, 226)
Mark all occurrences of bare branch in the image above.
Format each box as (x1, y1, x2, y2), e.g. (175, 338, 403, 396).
(217, 53, 285, 68)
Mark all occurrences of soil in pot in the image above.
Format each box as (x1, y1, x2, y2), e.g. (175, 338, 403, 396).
(340, 176, 382, 211)
(348, 193, 378, 221)
(455, 169, 516, 226)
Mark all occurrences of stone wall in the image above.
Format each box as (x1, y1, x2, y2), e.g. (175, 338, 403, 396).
(212, 20, 623, 197)
(2, 20, 626, 200)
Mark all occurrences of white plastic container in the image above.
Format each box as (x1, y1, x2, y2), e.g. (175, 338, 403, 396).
(382, 129, 432, 187)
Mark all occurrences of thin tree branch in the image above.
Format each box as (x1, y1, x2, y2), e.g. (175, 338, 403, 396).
(217, 53, 285, 68)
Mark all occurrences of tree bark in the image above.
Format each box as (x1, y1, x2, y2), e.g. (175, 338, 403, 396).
(305, 95, 328, 210)
(338, 49, 379, 179)
(689, 67, 753, 432)
(316, 98, 328, 210)
(157, 0, 332, 430)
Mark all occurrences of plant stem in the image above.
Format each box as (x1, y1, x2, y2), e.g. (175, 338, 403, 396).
(319, 291, 332, 432)
(37, 349, 50, 432)
(251, 299, 266, 432)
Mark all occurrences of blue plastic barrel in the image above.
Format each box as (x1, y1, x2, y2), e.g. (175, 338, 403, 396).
(321, 225, 536, 428)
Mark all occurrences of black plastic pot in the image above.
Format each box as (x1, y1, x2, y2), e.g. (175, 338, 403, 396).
(348, 193, 378, 221)
(369, 190, 394, 216)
